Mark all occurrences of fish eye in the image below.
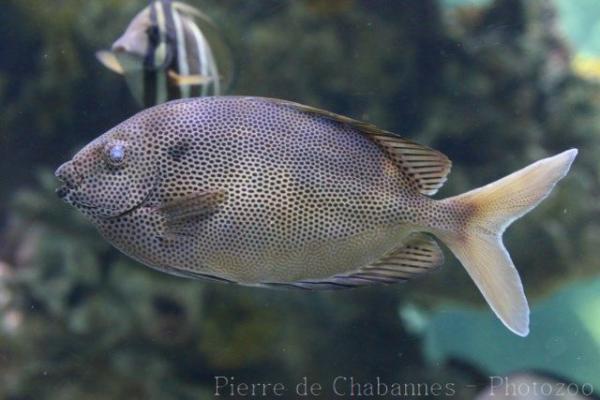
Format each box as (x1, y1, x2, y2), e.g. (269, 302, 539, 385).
(104, 142, 127, 167)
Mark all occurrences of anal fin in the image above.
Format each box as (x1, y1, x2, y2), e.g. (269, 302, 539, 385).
(262, 233, 444, 290)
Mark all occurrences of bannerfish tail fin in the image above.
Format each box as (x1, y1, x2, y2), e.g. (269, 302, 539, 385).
(436, 149, 577, 336)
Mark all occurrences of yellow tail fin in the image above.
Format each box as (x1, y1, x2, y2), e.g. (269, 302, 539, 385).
(437, 149, 577, 336)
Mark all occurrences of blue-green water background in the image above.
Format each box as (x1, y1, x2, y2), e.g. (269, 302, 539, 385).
(1, 0, 600, 399)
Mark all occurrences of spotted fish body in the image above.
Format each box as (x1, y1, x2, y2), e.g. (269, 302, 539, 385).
(55, 96, 577, 336)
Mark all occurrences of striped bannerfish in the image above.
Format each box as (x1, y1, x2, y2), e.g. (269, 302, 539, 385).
(96, 0, 233, 107)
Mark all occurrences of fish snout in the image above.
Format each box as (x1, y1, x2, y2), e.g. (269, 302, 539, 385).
(112, 43, 128, 53)
(55, 161, 82, 195)
(111, 35, 133, 54)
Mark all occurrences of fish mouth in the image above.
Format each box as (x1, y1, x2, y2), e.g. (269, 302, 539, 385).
(55, 184, 100, 210)
(55, 161, 157, 220)
(55, 178, 155, 220)
(55, 166, 96, 209)
(55, 185, 71, 200)
(56, 185, 148, 219)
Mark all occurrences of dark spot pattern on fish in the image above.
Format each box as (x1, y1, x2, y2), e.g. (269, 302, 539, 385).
(167, 142, 190, 162)
(55, 96, 577, 336)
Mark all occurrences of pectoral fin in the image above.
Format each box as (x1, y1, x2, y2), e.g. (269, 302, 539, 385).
(157, 190, 226, 236)
(167, 70, 214, 86)
(262, 233, 443, 290)
(95, 50, 125, 75)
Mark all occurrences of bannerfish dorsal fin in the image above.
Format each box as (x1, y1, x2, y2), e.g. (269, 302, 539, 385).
(172, 1, 216, 27)
(256, 98, 452, 196)
(260, 233, 443, 290)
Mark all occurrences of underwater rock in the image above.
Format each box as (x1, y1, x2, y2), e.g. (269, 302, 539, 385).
(409, 277, 600, 390)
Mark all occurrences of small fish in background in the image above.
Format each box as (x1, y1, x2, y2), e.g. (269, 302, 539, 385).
(96, 0, 233, 107)
(571, 54, 600, 82)
(54, 97, 577, 337)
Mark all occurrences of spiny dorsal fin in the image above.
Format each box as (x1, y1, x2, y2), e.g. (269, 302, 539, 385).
(261, 233, 443, 290)
(254, 98, 452, 196)
(369, 135, 452, 195)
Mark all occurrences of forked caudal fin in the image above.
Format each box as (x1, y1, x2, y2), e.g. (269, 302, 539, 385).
(436, 149, 578, 336)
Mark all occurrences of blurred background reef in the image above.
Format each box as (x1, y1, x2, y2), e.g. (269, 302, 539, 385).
(1, 0, 600, 399)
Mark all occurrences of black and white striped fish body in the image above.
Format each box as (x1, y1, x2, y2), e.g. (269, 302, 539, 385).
(96, 0, 233, 107)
